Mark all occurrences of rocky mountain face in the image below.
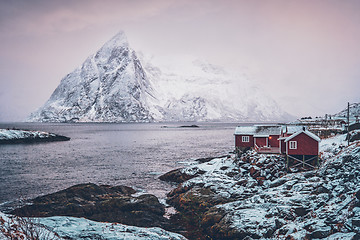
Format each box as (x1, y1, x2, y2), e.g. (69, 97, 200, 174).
(334, 102, 360, 118)
(29, 32, 155, 123)
(29, 31, 291, 123)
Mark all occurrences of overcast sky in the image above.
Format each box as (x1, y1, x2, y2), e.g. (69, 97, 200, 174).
(0, 0, 359, 121)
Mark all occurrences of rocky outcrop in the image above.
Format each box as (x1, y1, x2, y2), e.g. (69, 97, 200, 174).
(348, 130, 360, 142)
(159, 155, 231, 184)
(161, 140, 360, 239)
(0, 129, 70, 144)
(159, 168, 198, 183)
(11, 183, 169, 229)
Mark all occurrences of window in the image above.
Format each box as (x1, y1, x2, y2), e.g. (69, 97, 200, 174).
(242, 136, 250, 142)
(289, 141, 297, 149)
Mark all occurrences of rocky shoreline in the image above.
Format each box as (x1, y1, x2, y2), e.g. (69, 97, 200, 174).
(158, 136, 360, 239)
(10, 183, 171, 230)
(5, 134, 360, 239)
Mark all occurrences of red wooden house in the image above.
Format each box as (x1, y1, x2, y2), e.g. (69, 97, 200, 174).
(283, 129, 320, 169)
(279, 125, 305, 154)
(235, 125, 321, 169)
(235, 125, 281, 153)
(234, 126, 256, 149)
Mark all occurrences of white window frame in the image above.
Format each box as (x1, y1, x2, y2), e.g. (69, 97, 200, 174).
(289, 141, 297, 149)
(242, 136, 250, 142)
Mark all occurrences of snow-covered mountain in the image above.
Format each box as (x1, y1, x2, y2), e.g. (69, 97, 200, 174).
(333, 102, 360, 118)
(29, 32, 155, 123)
(28, 31, 291, 123)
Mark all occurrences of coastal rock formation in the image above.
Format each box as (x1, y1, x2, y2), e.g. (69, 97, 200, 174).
(161, 135, 360, 239)
(0, 129, 70, 144)
(11, 183, 169, 229)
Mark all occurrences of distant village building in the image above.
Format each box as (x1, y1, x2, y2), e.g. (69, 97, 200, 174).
(235, 124, 321, 169)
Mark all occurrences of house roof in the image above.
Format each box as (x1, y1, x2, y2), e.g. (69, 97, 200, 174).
(284, 125, 306, 134)
(235, 125, 281, 136)
(234, 126, 257, 135)
(284, 130, 321, 142)
(254, 125, 281, 136)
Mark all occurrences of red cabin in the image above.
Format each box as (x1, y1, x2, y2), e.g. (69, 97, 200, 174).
(283, 129, 321, 169)
(234, 126, 256, 149)
(235, 125, 321, 169)
(235, 125, 281, 153)
(284, 131, 320, 156)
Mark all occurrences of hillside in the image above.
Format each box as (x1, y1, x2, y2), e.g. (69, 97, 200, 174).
(161, 134, 360, 239)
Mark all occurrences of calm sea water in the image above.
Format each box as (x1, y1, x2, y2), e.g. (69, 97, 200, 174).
(0, 122, 239, 209)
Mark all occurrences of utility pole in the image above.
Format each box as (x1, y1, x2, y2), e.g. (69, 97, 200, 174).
(347, 102, 350, 146)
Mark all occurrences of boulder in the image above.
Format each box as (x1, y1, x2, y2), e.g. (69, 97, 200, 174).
(11, 183, 169, 228)
(307, 225, 332, 239)
(159, 168, 200, 183)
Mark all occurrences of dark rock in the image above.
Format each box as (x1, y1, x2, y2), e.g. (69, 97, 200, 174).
(356, 190, 360, 200)
(348, 131, 360, 142)
(303, 171, 316, 178)
(342, 155, 356, 164)
(269, 178, 287, 188)
(352, 218, 360, 227)
(167, 186, 232, 239)
(0, 134, 70, 144)
(160, 163, 214, 184)
(195, 155, 231, 163)
(159, 168, 198, 183)
(179, 125, 199, 128)
(314, 185, 331, 194)
(11, 183, 169, 228)
(249, 166, 261, 178)
(201, 207, 226, 230)
(308, 225, 332, 239)
(256, 176, 266, 185)
(236, 179, 248, 186)
(294, 207, 310, 217)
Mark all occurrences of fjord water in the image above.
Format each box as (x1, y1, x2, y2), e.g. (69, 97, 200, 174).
(0, 122, 237, 209)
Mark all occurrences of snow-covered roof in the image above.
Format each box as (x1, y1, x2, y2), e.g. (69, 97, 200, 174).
(284, 130, 321, 142)
(235, 125, 281, 136)
(254, 125, 281, 136)
(234, 126, 257, 135)
(285, 125, 306, 134)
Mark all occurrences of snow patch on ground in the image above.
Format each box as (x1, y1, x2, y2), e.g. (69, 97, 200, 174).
(0, 212, 187, 240)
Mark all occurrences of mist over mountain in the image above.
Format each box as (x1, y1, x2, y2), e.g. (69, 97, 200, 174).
(28, 31, 292, 123)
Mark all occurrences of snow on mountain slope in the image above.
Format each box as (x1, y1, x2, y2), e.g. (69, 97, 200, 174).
(142, 54, 290, 122)
(334, 102, 360, 118)
(28, 31, 291, 123)
(29, 32, 156, 123)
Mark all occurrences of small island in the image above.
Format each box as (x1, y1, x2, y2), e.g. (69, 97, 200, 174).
(0, 129, 70, 144)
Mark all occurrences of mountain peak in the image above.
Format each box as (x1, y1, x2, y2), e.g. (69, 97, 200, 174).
(28, 31, 291, 123)
(100, 31, 129, 51)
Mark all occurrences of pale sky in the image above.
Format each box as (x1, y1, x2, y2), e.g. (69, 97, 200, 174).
(0, 0, 359, 121)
